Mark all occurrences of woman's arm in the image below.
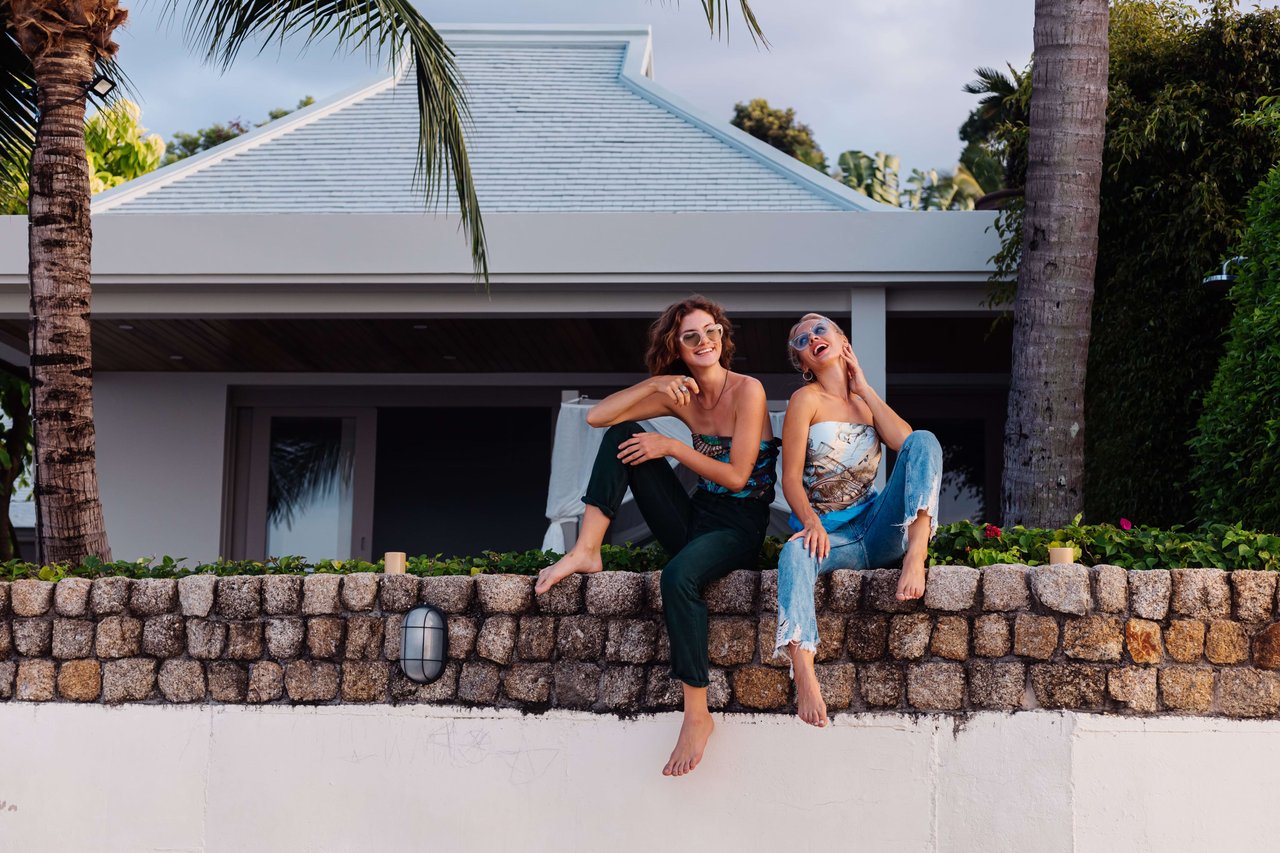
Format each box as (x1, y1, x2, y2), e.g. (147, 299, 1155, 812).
(844, 345, 913, 451)
(780, 388, 829, 559)
(586, 375, 700, 428)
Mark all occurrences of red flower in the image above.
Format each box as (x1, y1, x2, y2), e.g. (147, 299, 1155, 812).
(985, 524, 1002, 539)
(1119, 518, 1133, 531)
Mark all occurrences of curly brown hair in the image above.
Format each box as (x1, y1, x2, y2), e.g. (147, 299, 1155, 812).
(644, 295, 737, 375)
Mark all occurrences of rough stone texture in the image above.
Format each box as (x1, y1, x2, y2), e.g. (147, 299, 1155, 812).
(1013, 613, 1059, 660)
(447, 617, 477, 660)
(552, 661, 600, 709)
(708, 618, 756, 667)
(1062, 616, 1124, 662)
(733, 665, 791, 710)
(1231, 571, 1276, 623)
(1170, 569, 1231, 620)
(757, 616, 786, 667)
(1219, 668, 1280, 717)
(16, 659, 55, 701)
(1092, 565, 1128, 614)
(306, 617, 346, 660)
(815, 614, 847, 663)
(0, 661, 12, 700)
(537, 574, 584, 615)
(924, 566, 979, 611)
(57, 659, 101, 701)
(379, 574, 420, 613)
(176, 575, 215, 617)
(653, 623, 672, 664)
(1254, 622, 1280, 670)
(265, 618, 305, 659)
(1108, 666, 1157, 713)
(0, 620, 10, 659)
(598, 665, 645, 711)
(208, 662, 249, 702)
(344, 615, 385, 661)
(758, 570, 778, 613)
(302, 574, 342, 615)
(907, 662, 964, 711)
(383, 615, 403, 661)
(248, 661, 284, 703)
(888, 614, 932, 661)
(859, 663, 903, 708)
(503, 662, 553, 703)
(1164, 620, 1205, 663)
(339, 573, 379, 612)
(186, 619, 227, 660)
(1029, 564, 1091, 616)
(52, 618, 95, 660)
(1030, 663, 1106, 710)
(1159, 666, 1214, 713)
(929, 615, 969, 662)
(847, 615, 889, 661)
(13, 619, 51, 656)
(225, 621, 264, 660)
(284, 661, 338, 702)
(341, 661, 390, 702)
(102, 658, 156, 704)
(605, 619, 657, 665)
(94, 616, 142, 659)
(585, 572, 644, 617)
(158, 659, 206, 703)
(0, 580, 7, 617)
(704, 571, 758, 615)
(476, 615, 517, 665)
(866, 569, 919, 613)
(263, 575, 303, 615)
(644, 668, 683, 709)
(54, 577, 92, 617)
(982, 564, 1030, 611)
(967, 661, 1025, 710)
(826, 570, 863, 613)
(516, 616, 556, 661)
(1129, 570, 1171, 620)
(421, 575, 474, 614)
(1205, 620, 1249, 664)
(11, 579, 54, 616)
(815, 663, 856, 710)
(474, 574, 534, 614)
(390, 662, 458, 704)
(972, 614, 1011, 658)
(557, 615, 605, 660)
(129, 579, 178, 616)
(1125, 619, 1163, 665)
(708, 669, 735, 711)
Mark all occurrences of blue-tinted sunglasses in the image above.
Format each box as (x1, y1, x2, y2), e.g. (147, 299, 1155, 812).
(789, 323, 830, 351)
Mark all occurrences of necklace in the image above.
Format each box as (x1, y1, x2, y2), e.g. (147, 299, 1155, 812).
(694, 370, 731, 411)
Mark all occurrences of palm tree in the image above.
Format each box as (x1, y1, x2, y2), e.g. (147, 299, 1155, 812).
(1000, 0, 1109, 527)
(0, 2, 763, 563)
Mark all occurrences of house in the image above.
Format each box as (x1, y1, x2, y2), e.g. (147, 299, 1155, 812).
(0, 25, 1005, 563)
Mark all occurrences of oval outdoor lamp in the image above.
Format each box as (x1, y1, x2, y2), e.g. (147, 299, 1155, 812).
(400, 604, 448, 684)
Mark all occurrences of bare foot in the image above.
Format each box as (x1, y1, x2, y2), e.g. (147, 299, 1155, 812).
(896, 560, 926, 601)
(535, 550, 602, 595)
(794, 666, 828, 727)
(662, 712, 714, 777)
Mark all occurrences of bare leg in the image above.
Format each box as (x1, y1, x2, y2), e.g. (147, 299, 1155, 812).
(662, 684, 715, 777)
(787, 643, 828, 727)
(535, 505, 608, 595)
(896, 509, 932, 601)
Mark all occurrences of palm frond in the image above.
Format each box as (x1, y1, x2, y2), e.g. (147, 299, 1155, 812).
(700, 0, 768, 46)
(1, 11, 37, 200)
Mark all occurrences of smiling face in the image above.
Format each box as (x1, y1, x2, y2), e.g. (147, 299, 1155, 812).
(678, 309, 723, 370)
(788, 314, 847, 377)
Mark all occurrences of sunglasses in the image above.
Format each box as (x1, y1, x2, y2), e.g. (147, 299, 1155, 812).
(789, 323, 831, 351)
(680, 324, 724, 348)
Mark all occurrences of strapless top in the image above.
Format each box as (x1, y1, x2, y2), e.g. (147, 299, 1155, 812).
(691, 433, 781, 501)
(788, 421, 881, 531)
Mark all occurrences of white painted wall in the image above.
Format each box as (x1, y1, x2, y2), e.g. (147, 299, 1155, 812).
(0, 706, 1272, 852)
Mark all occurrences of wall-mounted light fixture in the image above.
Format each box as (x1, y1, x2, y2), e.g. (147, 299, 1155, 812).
(400, 604, 448, 684)
(1203, 256, 1247, 286)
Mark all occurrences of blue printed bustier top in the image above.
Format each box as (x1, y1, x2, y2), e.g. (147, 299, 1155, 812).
(690, 434, 781, 501)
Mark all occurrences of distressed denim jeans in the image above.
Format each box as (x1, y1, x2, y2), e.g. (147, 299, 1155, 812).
(775, 429, 943, 657)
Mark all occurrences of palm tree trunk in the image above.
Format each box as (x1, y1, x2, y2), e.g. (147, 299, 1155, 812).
(1001, 0, 1109, 528)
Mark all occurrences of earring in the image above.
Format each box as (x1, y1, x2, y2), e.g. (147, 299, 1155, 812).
(802, 369, 815, 382)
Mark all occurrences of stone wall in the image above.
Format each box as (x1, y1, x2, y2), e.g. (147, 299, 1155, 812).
(2, 565, 1280, 717)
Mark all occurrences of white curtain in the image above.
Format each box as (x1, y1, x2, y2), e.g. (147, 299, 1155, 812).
(542, 400, 790, 551)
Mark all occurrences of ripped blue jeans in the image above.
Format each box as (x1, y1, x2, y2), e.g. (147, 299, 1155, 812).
(775, 429, 943, 658)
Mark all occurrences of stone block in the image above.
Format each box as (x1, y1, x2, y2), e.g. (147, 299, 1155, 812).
(95, 615, 142, 659)
(758, 570, 778, 612)
(208, 662, 249, 702)
(1013, 613, 1058, 660)
(340, 573, 379, 612)
(1231, 571, 1276, 623)
(186, 619, 226, 660)
(1219, 668, 1280, 718)
(12, 618, 51, 656)
(388, 662, 458, 703)
(827, 570, 863, 613)
(516, 616, 556, 661)
(500, 662, 551, 704)
(859, 663, 903, 708)
(707, 617, 756, 667)
(383, 615, 403, 661)
(1159, 666, 1213, 713)
(703, 571, 757, 614)
(605, 619, 657, 664)
(284, 661, 338, 702)
(11, 579, 54, 616)
(1092, 565, 1128, 614)
(52, 618, 95, 659)
(130, 578, 178, 616)
(815, 663, 856, 710)
(302, 574, 342, 615)
(306, 617, 345, 660)
(476, 615, 517, 665)
(16, 659, 55, 701)
(888, 613, 932, 660)
(1170, 569, 1230, 620)
(972, 614, 1011, 658)
(102, 658, 156, 704)
(263, 575, 303, 615)
(982, 564, 1030, 611)
(265, 618, 305, 659)
(907, 662, 964, 711)
(1124, 619, 1163, 665)
(341, 661, 390, 702)
(585, 572, 645, 616)
(847, 615, 889, 661)
(537, 573, 584, 615)
(557, 615, 605, 660)
(644, 667, 683, 709)
(1205, 620, 1249, 664)
(57, 659, 101, 702)
(813, 614, 846, 663)
(1030, 564, 1091, 616)
(654, 624, 671, 663)
(1128, 570, 1171, 620)
(924, 566, 979, 611)
(225, 621, 264, 660)
(158, 659, 206, 703)
(474, 574, 534, 614)
(930, 615, 969, 661)
(0, 581, 7, 617)
(1062, 616, 1124, 662)
(1254, 623, 1280, 670)
(642, 571, 664, 613)
(378, 574, 421, 613)
(865, 569, 919, 613)
(1029, 663, 1105, 710)
(967, 661, 1025, 710)
(54, 577, 92, 617)
(0, 620, 10, 659)
(598, 665, 645, 711)
(1108, 666, 1157, 713)
(733, 665, 791, 710)
(758, 616, 786, 667)
(1164, 620, 1205, 663)
(345, 615, 385, 660)
(707, 669, 732, 710)
(248, 661, 284, 703)
(447, 616, 477, 660)
(552, 661, 600, 709)
(176, 575, 214, 617)
(421, 575, 474, 614)
(0, 661, 12, 699)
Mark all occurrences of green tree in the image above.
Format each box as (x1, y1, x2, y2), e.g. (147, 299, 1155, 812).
(163, 96, 315, 166)
(730, 98, 827, 171)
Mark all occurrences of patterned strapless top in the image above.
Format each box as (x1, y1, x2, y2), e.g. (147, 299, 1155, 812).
(691, 434, 781, 501)
(803, 421, 881, 515)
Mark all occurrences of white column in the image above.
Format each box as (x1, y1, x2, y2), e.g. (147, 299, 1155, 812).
(850, 287, 887, 488)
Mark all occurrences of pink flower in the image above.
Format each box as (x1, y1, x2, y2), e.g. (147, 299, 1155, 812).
(1119, 518, 1133, 531)
(985, 524, 1002, 539)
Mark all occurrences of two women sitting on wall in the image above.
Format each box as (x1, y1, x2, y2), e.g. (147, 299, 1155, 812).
(535, 296, 943, 776)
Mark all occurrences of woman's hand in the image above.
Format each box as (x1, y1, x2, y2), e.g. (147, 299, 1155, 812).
(789, 518, 830, 561)
(617, 432, 675, 465)
(652, 375, 700, 408)
(842, 343, 871, 399)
